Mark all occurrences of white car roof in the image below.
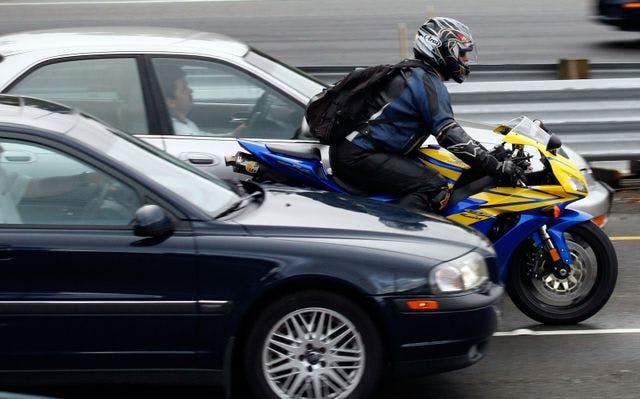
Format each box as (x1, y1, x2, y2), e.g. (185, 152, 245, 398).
(0, 27, 249, 58)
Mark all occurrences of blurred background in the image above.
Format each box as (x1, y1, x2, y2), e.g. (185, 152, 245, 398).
(1, 0, 639, 66)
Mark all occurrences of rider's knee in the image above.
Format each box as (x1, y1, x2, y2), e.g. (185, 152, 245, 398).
(429, 187, 451, 212)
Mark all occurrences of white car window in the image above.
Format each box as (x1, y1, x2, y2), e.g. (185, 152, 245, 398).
(0, 139, 142, 226)
(152, 58, 304, 140)
(8, 58, 148, 134)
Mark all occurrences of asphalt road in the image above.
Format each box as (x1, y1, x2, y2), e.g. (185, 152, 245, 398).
(5, 192, 639, 398)
(0, 0, 639, 66)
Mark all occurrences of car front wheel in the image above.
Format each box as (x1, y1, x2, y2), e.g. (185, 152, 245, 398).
(244, 289, 383, 399)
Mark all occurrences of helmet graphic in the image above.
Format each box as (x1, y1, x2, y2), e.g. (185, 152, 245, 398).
(413, 17, 475, 83)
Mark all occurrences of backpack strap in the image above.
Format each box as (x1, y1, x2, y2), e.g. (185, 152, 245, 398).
(355, 59, 430, 150)
(394, 58, 431, 70)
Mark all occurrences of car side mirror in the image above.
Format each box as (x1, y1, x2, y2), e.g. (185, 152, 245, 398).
(133, 205, 175, 237)
(546, 134, 562, 153)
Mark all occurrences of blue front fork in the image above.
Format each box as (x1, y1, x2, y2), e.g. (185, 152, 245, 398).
(492, 209, 593, 282)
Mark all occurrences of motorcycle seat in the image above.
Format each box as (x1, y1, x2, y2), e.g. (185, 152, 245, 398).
(266, 143, 321, 160)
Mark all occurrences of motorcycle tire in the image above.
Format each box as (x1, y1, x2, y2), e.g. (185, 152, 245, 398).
(243, 289, 383, 399)
(507, 221, 618, 325)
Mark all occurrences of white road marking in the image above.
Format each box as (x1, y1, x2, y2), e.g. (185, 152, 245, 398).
(0, 0, 252, 6)
(495, 328, 640, 337)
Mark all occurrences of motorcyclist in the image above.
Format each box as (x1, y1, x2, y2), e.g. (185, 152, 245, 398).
(330, 16, 525, 213)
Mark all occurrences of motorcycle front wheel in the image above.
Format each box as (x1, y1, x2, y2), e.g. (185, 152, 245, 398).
(507, 221, 618, 325)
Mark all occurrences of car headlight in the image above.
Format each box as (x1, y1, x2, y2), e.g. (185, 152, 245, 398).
(569, 176, 588, 193)
(430, 252, 488, 294)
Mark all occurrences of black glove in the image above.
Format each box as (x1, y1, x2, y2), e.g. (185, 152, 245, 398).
(495, 159, 527, 186)
(489, 143, 510, 161)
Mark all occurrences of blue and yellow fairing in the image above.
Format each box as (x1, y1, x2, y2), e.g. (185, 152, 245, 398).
(419, 125, 588, 233)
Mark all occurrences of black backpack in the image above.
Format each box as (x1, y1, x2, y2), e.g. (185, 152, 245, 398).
(305, 59, 429, 144)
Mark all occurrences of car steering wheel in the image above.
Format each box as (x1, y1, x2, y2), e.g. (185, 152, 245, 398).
(244, 92, 273, 129)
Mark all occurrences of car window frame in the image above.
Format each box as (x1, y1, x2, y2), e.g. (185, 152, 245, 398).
(2, 53, 310, 141)
(143, 54, 307, 138)
(0, 130, 189, 230)
(1, 54, 163, 136)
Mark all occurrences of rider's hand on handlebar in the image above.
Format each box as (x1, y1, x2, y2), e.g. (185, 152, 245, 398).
(489, 143, 510, 161)
(496, 159, 527, 187)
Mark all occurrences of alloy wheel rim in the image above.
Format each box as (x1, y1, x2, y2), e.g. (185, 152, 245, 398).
(531, 238, 597, 306)
(262, 307, 365, 399)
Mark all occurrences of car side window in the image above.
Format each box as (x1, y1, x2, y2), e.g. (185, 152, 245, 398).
(152, 58, 304, 139)
(7, 58, 149, 134)
(0, 139, 143, 226)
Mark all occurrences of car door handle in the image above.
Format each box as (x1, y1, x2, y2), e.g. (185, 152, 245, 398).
(189, 157, 214, 165)
(0, 245, 13, 261)
(181, 152, 218, 166)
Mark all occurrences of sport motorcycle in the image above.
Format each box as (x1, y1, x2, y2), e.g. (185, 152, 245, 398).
(226, 116, 618, 324)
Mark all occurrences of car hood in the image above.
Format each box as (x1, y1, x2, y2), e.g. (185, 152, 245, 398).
(230, 185, 492, 263)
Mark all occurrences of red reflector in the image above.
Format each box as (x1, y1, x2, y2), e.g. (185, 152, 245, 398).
(592, 214, 608, 227)
(549, 248, 561, 262)
(406, 300, 440, 311)
(553, 205, 561, 218)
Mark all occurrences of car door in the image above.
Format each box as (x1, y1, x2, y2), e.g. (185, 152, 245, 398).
(0, 137, 199, 371)
(3, 54, 311, 180)
(4, 56, 166, 151)
(149, 57, 308, 179)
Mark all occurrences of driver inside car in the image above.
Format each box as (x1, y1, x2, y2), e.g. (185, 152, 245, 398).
(156, 64, 205, 136)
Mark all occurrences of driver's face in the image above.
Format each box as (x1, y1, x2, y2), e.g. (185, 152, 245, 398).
(169, 77, 194, 117)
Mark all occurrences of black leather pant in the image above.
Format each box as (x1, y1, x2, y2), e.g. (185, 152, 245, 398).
(330, 139, 450, 213)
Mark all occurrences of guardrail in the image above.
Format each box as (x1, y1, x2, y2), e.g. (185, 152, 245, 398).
(299, 63, 640, 84)
(447, 78, 640, 161)
(301, 64, 640, 162)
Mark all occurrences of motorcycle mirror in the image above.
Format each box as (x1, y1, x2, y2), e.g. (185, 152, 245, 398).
(546, 134, 562, 152)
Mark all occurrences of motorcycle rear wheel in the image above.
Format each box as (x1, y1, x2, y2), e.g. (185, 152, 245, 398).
(507, 221, 618, 325)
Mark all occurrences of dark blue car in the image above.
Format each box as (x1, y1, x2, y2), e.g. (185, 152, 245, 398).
(596, 0, 640, 30)
(0, 95, 502, 399)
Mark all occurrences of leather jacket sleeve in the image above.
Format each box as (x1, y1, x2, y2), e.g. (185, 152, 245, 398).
(434, 122, 501, 174)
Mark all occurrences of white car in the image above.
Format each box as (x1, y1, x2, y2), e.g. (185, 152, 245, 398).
(0, 27, 612, 225)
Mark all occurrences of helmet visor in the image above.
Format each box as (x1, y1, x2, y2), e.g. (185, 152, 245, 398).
(455, 42, 478, 65)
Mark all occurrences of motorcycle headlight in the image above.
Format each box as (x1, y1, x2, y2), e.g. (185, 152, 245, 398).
(569, 176, 588, 193)
(430, 252, 489, 294)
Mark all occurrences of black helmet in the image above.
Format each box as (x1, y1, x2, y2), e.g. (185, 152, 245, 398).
(413, 17, 475, 83)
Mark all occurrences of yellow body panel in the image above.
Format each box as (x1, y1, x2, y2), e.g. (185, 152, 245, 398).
(448, 208, 500, 225)
(419, 147, 470, 169)
(417, 124, 587, 228)
(470, 186, 580, 213)
(418, 147, 469, 184)
(548, 156, 588, 196)
(447, 186, 580, 226)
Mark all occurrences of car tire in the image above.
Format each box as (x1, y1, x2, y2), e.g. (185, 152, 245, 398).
(243, 289, 383, 399)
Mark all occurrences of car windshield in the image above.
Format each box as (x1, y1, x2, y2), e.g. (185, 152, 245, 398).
(67, 119, 240, 218)
(244, 49, 325, 98)
(505, 116, 551, 146)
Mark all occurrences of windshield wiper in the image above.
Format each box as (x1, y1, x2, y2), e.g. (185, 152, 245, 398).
(215, 190, 264, 219)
